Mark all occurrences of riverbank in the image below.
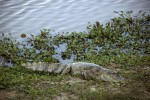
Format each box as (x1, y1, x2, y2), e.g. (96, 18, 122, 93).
(0, 61, 150, 99)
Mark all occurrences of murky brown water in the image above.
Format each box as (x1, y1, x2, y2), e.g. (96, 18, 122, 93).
(0, 0, 150, 36)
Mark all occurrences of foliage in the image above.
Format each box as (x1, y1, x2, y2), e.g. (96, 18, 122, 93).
(0, 11, 149, 67)
(0, 29, 58, 65)
(0, 33, 21, 65)
(87, 11, 150, 55)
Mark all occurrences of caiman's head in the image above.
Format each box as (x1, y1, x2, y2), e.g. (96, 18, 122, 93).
(86, 67, 124, 83)
(100, 70, 124, 83)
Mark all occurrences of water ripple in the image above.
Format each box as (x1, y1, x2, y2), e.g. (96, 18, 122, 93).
(0, 0, 149, 37)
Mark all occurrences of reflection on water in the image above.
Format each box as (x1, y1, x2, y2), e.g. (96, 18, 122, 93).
(0, 0, 150, 36)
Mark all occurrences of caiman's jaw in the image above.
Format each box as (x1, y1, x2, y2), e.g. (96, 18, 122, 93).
(100, 72, 124, 82)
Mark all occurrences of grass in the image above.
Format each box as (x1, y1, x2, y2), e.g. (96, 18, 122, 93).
(0, 60, 150, 100)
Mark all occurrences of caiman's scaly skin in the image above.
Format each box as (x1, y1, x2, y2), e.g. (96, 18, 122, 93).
(22, 62, 124, 82)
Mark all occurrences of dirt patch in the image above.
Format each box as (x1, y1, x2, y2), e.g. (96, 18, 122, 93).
(0, 90, 6, 100)
(34, 76, 86, 89)
(0, 90, 17, 100)
(117, 65, 150, 99)
(60, 76, 86, 85)
(52, 93, 78, 100)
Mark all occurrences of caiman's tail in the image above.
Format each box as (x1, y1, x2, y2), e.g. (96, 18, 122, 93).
(22, 62, 67, 74)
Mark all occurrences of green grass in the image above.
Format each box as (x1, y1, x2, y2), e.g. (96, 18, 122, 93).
(0, 59, 150, 100)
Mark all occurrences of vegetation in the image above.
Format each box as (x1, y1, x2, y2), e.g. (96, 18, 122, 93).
(0, 11, 150, 99)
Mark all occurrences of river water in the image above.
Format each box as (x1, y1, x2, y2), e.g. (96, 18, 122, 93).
(0, 0, 150, 65)
(0, 0, 150, 37)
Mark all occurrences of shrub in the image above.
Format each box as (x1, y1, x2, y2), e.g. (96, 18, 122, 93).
(0, 11, 149, 66)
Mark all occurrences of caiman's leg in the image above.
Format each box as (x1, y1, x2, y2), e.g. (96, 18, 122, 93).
(82, 67, 102, 80)
(61, 64, 71, 75)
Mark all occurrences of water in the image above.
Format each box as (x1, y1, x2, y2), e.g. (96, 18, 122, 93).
(0, 0, 150, 37)
(0, 0, 150, 65)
